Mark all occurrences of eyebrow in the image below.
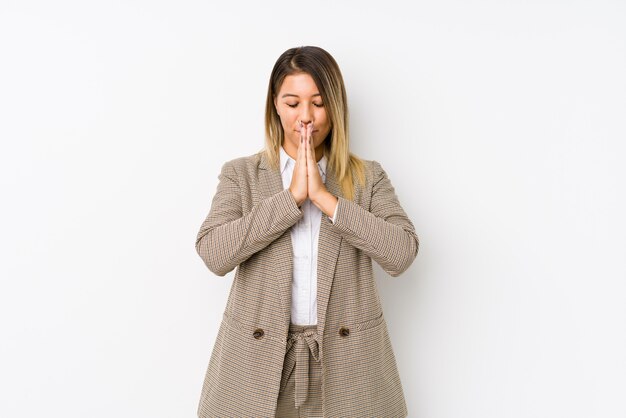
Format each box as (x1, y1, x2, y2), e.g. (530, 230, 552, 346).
(281, 93, 321, 98)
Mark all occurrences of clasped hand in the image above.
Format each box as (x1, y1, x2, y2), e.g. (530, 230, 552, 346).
(288, 121, 330, 209)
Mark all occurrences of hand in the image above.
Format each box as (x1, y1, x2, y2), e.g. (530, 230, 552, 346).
(288, 120, 338, 216)
(288, 121, 312, 206)
(304, 122, 326, 202)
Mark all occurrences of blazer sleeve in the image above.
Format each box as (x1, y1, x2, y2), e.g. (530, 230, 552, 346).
(195, 159, 303, 276)
(330, 160, 419, 277)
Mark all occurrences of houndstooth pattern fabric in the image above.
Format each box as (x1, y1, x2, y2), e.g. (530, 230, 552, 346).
(195, 151, 419, 417)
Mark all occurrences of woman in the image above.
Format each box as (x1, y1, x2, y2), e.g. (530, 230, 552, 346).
(195, 46, 419, 417)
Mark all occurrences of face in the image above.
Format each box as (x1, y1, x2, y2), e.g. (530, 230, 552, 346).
(273, 72, 331, 161)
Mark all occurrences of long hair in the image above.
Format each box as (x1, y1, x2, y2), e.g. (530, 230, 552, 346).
(263, 46, 365, 200)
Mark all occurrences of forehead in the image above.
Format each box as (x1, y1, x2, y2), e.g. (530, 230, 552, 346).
(278, 73, 320, 98)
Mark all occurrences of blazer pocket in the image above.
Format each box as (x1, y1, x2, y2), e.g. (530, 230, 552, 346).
(331, 312, 385, 338)
(353, 312, 385, 332)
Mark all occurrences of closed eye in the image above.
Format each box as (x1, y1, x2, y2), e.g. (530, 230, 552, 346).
(286, 103, 324, 108)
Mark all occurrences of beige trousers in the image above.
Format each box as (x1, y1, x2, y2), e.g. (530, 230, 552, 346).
(275, 323, 323, 417)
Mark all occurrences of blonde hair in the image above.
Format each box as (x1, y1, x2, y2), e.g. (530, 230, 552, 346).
(262, 46, 365, 200)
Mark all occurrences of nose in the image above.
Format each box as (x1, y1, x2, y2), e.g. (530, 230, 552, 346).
(299, 104, 314, 126)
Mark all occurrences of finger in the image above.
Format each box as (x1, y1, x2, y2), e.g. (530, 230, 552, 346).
(306, 122, 315, 165)
(298, 120, 307, 167)
(309, 121, 314, 141)
(295, 120, 302, 161)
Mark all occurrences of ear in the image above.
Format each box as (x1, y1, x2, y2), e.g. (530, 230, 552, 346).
(273, 96, 279, 115)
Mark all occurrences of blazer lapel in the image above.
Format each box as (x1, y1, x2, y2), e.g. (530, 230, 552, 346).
(316, 165, 343, 347)
(258, 152, 294, 328)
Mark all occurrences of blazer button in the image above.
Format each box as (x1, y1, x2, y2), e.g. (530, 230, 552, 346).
(339, 326, 350, 337)
(252, 328, 264, 339)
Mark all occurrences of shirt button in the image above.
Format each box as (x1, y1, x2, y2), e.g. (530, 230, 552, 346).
(252, 328, 264, 339)
(339, 327, 350, 337)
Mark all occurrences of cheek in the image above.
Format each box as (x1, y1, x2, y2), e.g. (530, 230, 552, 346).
(282, 108, 297, 121)
(278, 111, 292, 124)
(317, 110, 329, 125)
(322, 115, 331, 129)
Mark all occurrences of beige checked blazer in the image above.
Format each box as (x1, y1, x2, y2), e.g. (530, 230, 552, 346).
(195, 150, 419, 417)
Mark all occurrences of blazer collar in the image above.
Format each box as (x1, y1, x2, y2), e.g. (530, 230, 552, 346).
(258, 149, 273, 170)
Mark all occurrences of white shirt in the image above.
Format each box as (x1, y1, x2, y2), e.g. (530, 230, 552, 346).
(279, 145, 337, 325)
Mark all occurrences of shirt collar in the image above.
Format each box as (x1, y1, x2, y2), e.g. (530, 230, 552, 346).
(280, 145, 327, 176)
(279, 145, 292, 175)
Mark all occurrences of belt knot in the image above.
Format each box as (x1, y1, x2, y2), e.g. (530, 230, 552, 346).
(285, 327, 320, 409)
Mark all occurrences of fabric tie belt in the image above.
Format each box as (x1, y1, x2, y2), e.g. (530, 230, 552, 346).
(283, 323, 320, 409)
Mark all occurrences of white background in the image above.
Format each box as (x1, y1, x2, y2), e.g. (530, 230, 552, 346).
(1, 1, 625, 417)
